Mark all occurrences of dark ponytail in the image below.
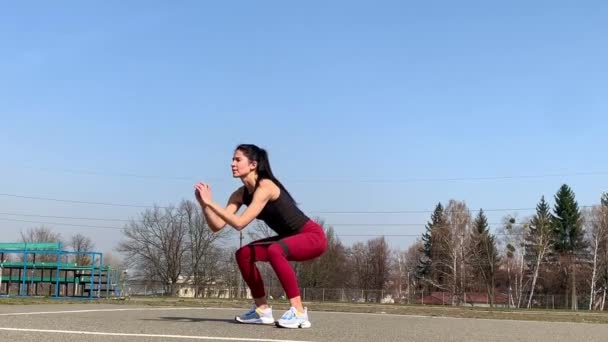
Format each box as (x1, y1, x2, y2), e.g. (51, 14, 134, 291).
(236, 144, 296, 202)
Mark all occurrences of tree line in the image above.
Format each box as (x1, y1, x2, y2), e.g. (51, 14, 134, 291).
(417, 184, 608, 310)
(112, 199, 391, 299)
(108, 183, 608, 310)
(113, 184, 608, 310)
(7, 183, 607, 310)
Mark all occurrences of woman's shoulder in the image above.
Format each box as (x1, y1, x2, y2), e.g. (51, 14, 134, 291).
(258, 178, 277, 188)
(257, 179, 281, 200)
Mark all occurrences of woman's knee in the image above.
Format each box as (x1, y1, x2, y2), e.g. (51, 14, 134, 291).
(267, 243, 287, 259)
(235, 246, 251, 263)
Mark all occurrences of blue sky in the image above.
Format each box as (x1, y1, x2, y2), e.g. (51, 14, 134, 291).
(1, 1, 607, 255)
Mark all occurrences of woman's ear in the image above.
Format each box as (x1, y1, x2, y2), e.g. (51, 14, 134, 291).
(249, 160, 257, 171)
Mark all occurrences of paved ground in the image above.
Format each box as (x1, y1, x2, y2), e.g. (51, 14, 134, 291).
(1, 304, 608, 341)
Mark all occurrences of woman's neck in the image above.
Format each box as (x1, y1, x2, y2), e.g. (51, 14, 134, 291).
(242, 173, 258, 192)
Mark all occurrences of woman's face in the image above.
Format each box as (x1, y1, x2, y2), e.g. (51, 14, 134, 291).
(231, 149, 257, 178)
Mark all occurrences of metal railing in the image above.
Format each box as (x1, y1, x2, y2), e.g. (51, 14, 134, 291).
(117, 282, 605, 311)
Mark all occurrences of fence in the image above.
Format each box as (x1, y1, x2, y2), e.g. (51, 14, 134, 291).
(119, 282, 606, 311)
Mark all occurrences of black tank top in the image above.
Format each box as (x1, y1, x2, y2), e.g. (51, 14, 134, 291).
(242, 184, 309, 236)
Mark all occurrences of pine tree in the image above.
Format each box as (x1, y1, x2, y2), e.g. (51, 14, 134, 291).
(602, 192, 608, 207)
(470, 209, 500, 307)
(526, 196, 554, 260)
(416, 203, 446, 287)
(418, 226, 434, 279)
(552, 184, 586, 310)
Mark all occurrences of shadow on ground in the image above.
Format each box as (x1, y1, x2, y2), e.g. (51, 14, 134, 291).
(142, 316, 238, 324)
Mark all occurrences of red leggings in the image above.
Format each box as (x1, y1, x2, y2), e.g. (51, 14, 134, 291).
(235, 219, 327, 299)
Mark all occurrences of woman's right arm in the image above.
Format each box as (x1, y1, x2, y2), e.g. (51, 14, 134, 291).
(201, 187, 243, 232)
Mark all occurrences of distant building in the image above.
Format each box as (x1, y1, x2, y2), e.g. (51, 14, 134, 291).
(175, 276, 252, 299)
(416, 291, 509, 307)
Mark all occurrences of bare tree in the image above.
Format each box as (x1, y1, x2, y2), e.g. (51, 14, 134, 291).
(368, 237, 390, 302)
(20, 226, 63, 262)
(117, 205, 189, 295)
(497, 214, 528, 308)
(348, 242, 371, 293)
(390, 249, 407, 303)
(216, 246, 241, 296)
(585, 202, 608, 310)
(181, 200, 225, 297)
(440, 200, 471, 305)
(599, 193, 608, 310)
(102, 251, 124, 270)
(20, 226, 62, 244)
(394, 241, 425, 303)
(296, 218, 348, 292)
(345, 236, 390, 302)
(69, 233, 95, 265)
(524, 196, 554, 308)
(247, 220, 275, 241)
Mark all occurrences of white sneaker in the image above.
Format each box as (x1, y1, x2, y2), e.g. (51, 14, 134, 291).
(235, 305, 274, 324)
(276, 307, 311, 329)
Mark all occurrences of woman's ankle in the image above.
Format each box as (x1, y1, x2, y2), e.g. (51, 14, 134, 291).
(288, 296, 304, 313)
(254, 297, 268, 310)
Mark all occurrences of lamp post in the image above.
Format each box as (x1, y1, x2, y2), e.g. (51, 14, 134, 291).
(238, 231, 243, 298)
(122, 269, 128, 297)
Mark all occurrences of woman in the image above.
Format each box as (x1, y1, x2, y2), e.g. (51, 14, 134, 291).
(194, 144, 327, 329)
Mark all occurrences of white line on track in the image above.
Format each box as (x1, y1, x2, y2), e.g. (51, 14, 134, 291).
(0, 307, 205, 316)
(0, 327, 314, 342)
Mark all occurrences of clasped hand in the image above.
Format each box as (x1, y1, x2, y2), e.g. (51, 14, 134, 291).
(194, 182, 213, 205)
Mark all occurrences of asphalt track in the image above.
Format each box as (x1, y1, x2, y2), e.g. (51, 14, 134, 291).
(0, 304, 607, 341)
